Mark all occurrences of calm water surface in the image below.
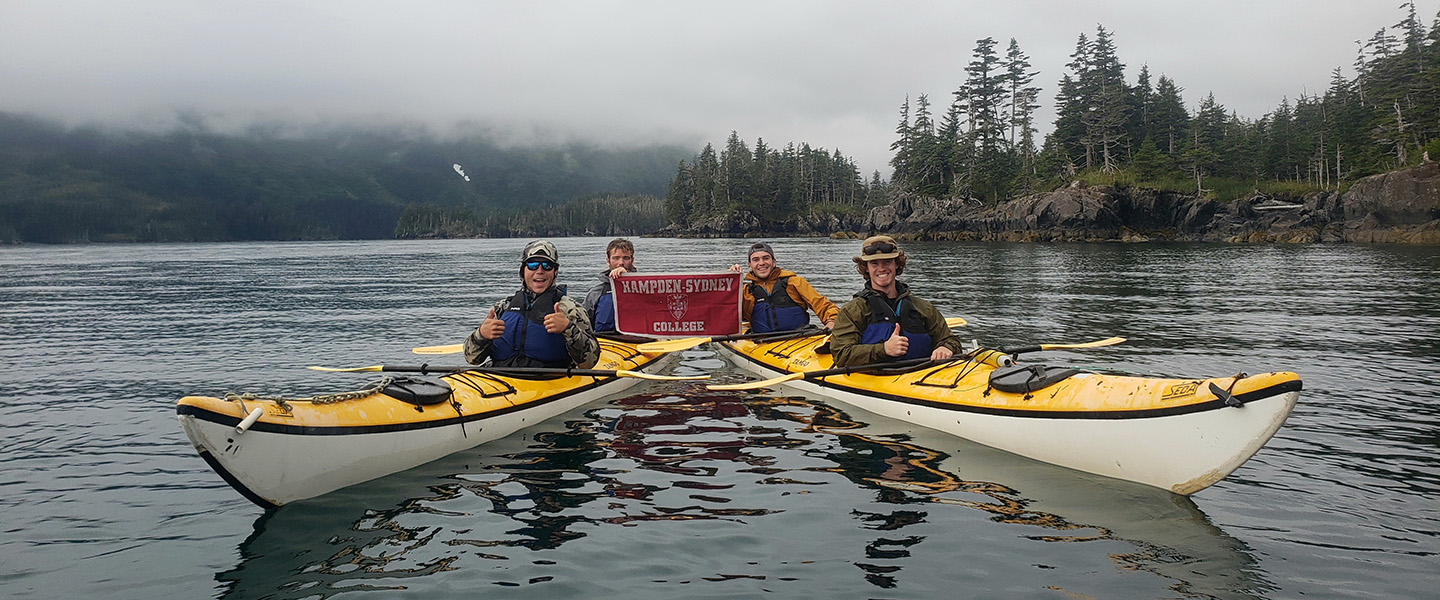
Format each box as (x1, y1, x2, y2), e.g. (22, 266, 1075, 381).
(1, 238, 1436, 599)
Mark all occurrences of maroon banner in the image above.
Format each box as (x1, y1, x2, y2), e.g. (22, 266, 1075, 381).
(611, 272, 743, 338)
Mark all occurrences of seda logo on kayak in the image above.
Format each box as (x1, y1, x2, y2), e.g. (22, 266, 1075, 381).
(1161, 381, 1200, 401)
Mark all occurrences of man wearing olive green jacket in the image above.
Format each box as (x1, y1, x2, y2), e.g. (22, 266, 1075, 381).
(830, 236, 961, 368)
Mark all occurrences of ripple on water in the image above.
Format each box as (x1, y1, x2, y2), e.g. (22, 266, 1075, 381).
(1, 239, 1437, 600)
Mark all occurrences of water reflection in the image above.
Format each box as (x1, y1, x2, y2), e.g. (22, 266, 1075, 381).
(216, 384, 1264, 599)
(760, 395, 1268, 598)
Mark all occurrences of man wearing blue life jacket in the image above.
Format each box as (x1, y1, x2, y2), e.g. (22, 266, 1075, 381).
(830, 236, 960, 367)
(464, 240, 600, 369)
(582, 238, 635, 333)
(729, 242, 838, 334)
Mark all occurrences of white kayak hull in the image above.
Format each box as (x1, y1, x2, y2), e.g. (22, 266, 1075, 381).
(177, 376, 642, 507)
(718, 344, 1298, 494)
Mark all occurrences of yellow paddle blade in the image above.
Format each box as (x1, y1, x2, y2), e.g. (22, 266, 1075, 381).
(636, 337, 709, 354)
(706, 371, 804, 391)
(1038, 336, 1126, 350)
(615, 370, 710, 381)
(946, 317, 967, 327)
(307, 365, 384, 372)
(413, 344, 463, 355)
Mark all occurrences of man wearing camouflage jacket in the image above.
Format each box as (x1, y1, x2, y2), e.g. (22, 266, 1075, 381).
(464, 240, 600, 369)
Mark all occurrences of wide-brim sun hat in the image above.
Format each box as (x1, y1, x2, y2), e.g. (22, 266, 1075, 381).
(856, 235, 901, 261)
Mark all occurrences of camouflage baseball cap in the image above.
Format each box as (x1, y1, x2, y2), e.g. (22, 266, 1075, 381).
(522, 240, 559, 264)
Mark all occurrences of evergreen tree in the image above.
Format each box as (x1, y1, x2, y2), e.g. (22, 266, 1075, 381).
(664, 160, 694, 225)
(1002, 38, 1041, 151)
(938, 100, 965, 196)
(888, 96, 915, 190)
(1323, 68, 1362, 183)
(1081, 25, 1129, 173)
(908, 94, 948, 196)
(958, 37, 1010, 201)
(720, 131, 755, 213)
(1182, 93, 1227, 192)
(1051, 33, 1091, 170)
(868, 170, 888, 199)
(1127, 64, 1154, 159)
(757, 138, 785, 214)
(1263, 97, 1300, 181)
(774, 142, 797, 214)
(1002, 38, 1042, 190)
(1149, 75, 1190, 156)
(1132, 136, 1167, 179)
(692, 143, 719, 217)
(1397, 1, 1427, 51)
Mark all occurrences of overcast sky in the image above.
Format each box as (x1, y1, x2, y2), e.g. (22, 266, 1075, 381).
(3, 1, 1433, 174)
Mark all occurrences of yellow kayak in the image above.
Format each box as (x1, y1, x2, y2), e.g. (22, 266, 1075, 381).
(715, 332, 1301, 495)
(177, 337, 683, 507)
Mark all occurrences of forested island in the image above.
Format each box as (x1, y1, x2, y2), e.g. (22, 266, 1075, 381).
(3, 3, 1438, 244)
(662, 5, 1440, 242)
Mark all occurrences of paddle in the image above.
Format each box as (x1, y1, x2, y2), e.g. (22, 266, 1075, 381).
(1002, 336, 1126, 354)
(307, 364, 709, 381)
(707, 357, 934, 391)
(706, 335, 1124, 391)
(413, 331, 679, 356)
(641, 316, 971, 355)
(636, 327, 830, 354)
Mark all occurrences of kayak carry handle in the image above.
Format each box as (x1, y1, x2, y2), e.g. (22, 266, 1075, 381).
(235, 407, 264, 434)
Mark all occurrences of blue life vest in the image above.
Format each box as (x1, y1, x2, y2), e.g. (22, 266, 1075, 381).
(593, 289, 617, 332)
(749, 277, 809, 333)
(491, 287, 570, 368)
(856, 290, 932, 361)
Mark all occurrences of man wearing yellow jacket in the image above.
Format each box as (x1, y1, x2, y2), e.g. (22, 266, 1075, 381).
(729, 242, 839, 334)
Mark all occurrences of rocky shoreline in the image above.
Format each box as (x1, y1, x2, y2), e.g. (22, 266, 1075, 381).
(662, 161, 1440, 244)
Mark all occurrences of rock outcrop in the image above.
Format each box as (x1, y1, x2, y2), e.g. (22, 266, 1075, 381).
(659, 162, 1440, 243)
(854, 162, 1440, 243)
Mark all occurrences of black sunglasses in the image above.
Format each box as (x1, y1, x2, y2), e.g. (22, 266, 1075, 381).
(863, 241, 896, 255)
(524, 259, 557, 272)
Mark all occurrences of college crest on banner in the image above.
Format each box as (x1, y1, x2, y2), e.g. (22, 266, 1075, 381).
(610, 272, 743, 338)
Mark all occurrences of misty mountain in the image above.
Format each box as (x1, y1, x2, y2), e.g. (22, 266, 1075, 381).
(0, 112, 691, 243)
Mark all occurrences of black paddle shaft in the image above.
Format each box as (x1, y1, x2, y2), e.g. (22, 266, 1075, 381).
(387, 364, 629, 377)
(722, 326, 830, 343)
(803, 356, 934, 379)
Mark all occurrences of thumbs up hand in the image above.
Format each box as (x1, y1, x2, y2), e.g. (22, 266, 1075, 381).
(544, 302, 571, 334)
(479, 308, 505, 340)
(883, 323, 909, 357)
